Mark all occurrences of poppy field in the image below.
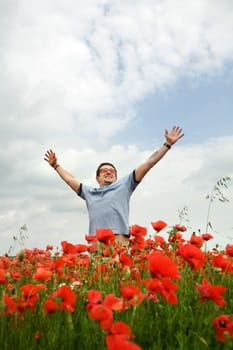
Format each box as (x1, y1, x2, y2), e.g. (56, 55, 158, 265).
(1, 221, 233, 350)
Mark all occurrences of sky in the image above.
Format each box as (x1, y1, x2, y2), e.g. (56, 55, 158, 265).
(1, 0, 233, 255)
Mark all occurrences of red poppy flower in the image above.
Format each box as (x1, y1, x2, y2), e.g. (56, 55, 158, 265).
(151, 220, 167, 232)
(213, 314, 233, 342)
(201, 233, 214, 241)
(34, 330, 40, 340)
(61, 241, 77, 254)
(87, 289, 102, 304)
(96, 229, 115, 246)
(19, 284, 39, 297)
(189, 233, 203, 248)
(89, 304, 113, 329)
(7, 283, 15, 291)
(159, 278, 179, 305)
(88, 244, 97, 253)
(18, 284, 42, 311)
(226, 244, 233, 257)
(102, 248, 110, 257)
(85, 235, 97, 244)
(196, 279, 227, 306)
(32, 267, 52, 281)
(52, 285, 76, 313)
(75, 244, 88, 253)
(212, 253, 233, 272)
(177, 243, 205, 270)
(119, 252, 134, 267)
(168, 232, 185, 244)
(154, 235, 165, 245)
(144, 277, 179, 304)
(144, 277, 159, 291)
(145, 238, 155, 250)
(147, 250, 181, 279)
(120, 285, 140, 299)
(106, 321, 142, 350)
(120, 285, 145, 306)
(109, 321, 132, 338)
(106, 335, 142, 350)
(146, 291, 159, 303)
(175, 224, 187, 232)
(129, 224, 147, 236)
(0, 269, 8, 284)
(86, 289, 102, 311)
(130, 235, 146, 251)
(3, 293, 16, 315)
(10, 271, 21, 280)
(55, 257, 65, 276)
(104, 294, 125, 311)
(44, 298, 58, 314)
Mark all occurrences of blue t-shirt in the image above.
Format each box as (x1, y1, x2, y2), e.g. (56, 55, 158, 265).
(78, 170, 139, 235)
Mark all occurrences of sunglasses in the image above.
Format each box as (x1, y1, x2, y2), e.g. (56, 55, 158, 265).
(99, 167, 116, 175)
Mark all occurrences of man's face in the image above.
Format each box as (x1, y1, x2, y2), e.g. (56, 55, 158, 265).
(96, 165, 117, 186)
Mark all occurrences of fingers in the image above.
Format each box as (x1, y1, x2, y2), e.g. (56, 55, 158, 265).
(165, 126, 184, 145)
(45, 149, 55, 156)
(171, 126, 184, 137)
(165, 126, 184, 136)
(178, 131, 184, 139)
(44, 149, 57, 164)
(44, 149, 55, 157)
(172, 126, 182, 133)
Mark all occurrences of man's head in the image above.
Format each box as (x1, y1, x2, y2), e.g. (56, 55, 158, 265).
(96, 162, 117, 186)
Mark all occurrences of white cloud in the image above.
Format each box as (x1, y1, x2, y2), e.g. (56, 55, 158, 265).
(1, 0, 233, 144)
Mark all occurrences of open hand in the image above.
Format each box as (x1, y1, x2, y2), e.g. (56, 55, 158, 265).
(44, 149, 58, 168)
(165, 126, 184, 145)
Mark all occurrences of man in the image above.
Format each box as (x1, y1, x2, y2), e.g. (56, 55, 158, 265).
(44, 126, 184, 244)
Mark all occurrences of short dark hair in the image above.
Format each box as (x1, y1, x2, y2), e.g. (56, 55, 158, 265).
(96, 162, 117, 177)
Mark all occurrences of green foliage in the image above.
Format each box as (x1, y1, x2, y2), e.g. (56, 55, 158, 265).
(1, 246, 233, 350)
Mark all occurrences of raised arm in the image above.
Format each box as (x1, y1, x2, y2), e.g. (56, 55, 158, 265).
(135, 126, 184, 182)
(44, 149, 81, 193)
